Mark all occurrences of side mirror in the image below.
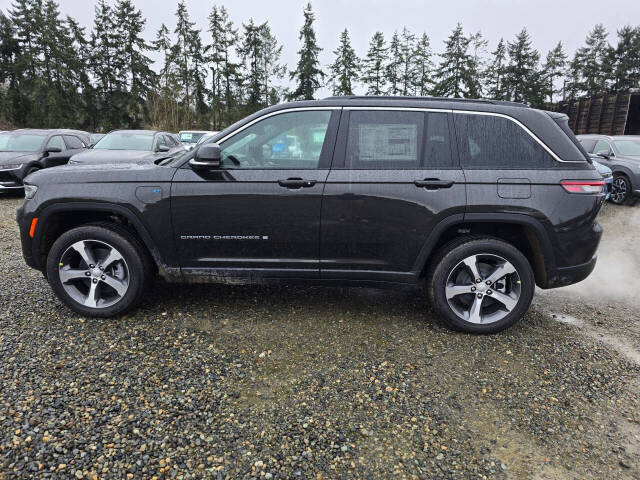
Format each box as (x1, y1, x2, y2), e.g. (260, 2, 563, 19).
(157, 144, 170, 153)
(45, 146, 62, 154)
(595, 150, 611, 159)
(189, 144, 221, 169)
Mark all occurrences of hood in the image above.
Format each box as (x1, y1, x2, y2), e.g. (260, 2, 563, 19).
(69, 149, 155, 165)
(27, 161, 176, 185)
(0, 151, 38, 166)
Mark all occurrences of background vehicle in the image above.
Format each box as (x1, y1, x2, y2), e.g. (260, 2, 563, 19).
(68, 130, 185, 165)
(0, 129, 89, 190)
(178, 130, 217, 150)
(591, 159, 613, 200)
(18, 97, 605, 333)
(577, 134, 640, 205)
(89, 133, 105, 145)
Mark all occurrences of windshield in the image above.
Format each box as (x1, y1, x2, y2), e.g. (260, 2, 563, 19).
(93, 132, 154, 151)
(0, 133, 47, 152)
(613, 139, 640, 157)
(179, 132, 207, 143)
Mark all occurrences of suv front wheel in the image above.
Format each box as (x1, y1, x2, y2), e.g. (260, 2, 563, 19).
(46, 224, 152, 317)
(427, 237, 535, 334)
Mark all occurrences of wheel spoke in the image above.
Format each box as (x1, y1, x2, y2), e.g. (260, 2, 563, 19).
(101, 248, 123, 269)
(446, 284, 472, 300)
(83, 281, 99, 308)
(59, 268, 87, 283)
(462, 256, 482, 281)
(491, 291, 518, 311)
(484, 262, 516, 285)
(467, 296, 484, 323)
(101, 274, 127, 296)
(71, 241, 96, 268)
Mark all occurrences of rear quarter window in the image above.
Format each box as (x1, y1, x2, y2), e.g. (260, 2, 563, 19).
(454, 113, 555, 169)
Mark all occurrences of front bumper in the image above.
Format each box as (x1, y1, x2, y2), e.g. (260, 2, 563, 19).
(16, 202, 39, 270)
(0, 165, 25, 190)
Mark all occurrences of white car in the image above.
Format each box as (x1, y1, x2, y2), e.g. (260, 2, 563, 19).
(178, 130, 218, 150)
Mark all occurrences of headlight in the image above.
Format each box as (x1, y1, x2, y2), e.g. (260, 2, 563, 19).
(0, 163, 22, 170)
(24, 184, 38, 199)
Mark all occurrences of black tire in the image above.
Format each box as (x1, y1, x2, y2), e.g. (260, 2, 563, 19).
(610, 174, 633, 205)
(426, 236, 535, 334)
(46, 224, 153, 317)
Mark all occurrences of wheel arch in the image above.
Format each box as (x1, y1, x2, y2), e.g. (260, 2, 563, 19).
(415, 213, 556, 288)
(33, 202, 165, 274)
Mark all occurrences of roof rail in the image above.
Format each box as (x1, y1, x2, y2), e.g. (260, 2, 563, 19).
(322, 95, 529, 108)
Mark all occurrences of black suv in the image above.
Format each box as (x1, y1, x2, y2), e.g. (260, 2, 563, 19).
(17, 97, 605, 333)
(0, 129, 89, 191)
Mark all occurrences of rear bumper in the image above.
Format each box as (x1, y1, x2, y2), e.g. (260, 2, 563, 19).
(543, 255, 597, 289)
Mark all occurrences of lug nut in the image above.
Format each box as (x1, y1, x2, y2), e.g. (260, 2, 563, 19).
(92, 278, 98, 284)
(477, 293, 483, 299)
(471, 286, 476, 292)
(98, 265, 104, 271)
(485, 280, 491, 285)
(85, 271, 91, 276)
(89, 264, 95, 268)
(101, 275, 105, 280)
(486, 289, 492, 295)
(475, 278, 481, 283)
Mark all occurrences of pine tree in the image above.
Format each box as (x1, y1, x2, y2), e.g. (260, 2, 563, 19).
(412, 33, 434, 96)
(173, 1, 195, 121)
(0, 11, 21, 123)
(504, 28, 544, 106)
(289, 3, 324, 100)
(259, 22, 285, 106)
(611, 26, 640, 91)
(328, 28, 360, 96)
(208, 5, 240, 128)
(398, 27, 416, 95)
(189, 28, 210, 126)
(467, 31, 487, 98)
(484, 38, 508, 100)
(568, 25, 613, 97)
(385, 31, 402, 95)
(114, 0, 156, 127)
(542, 42, 567, 103)
(238, 19, 266, 110)
(361, 32, 387, 95)
(433, 23, 473, 98)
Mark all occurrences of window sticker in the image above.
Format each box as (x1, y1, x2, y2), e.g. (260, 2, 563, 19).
(358, 124, 417, 162)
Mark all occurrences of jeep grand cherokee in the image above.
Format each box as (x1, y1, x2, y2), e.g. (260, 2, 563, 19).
(17, 97, 605, 333)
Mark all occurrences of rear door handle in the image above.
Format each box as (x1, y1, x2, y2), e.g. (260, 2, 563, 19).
(414, 179, 455, 190)
(278, 178, 317, 189)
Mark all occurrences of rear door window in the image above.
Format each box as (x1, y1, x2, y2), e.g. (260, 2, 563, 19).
(64, 135, 84, 149)
(454, 113, 554, 169)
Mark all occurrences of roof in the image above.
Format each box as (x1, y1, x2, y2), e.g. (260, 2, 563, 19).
(577, 134, 640, 140)
(109, 130, 159, 135)
(323, 95, 529, 108)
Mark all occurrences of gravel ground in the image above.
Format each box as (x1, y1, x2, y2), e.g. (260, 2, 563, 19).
(1, 195, 639, 479)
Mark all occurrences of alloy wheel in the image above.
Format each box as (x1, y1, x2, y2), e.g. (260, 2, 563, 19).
(58, 239, 130, 309)
(445, 253, 521, 324)
(611, 177, 628, 204)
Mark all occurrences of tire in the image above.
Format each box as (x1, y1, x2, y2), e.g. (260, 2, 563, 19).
(610, 174, 632, 205)
(427, 236, 535, 334)
(46, 224, 153, 317)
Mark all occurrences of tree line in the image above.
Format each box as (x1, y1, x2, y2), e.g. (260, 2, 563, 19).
(1, 1, 640, 132)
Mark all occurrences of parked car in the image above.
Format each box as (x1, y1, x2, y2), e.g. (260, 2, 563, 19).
(577, 134, 640, 205)
(17, 97, 605, 333)
(68, 130, 185, 165)
(194, 132, 218, 147)
(0, 129, 89, 191)
(178, 130, 218, 150)
(591, 158, 613, 200)
(89, 133, 105, 145)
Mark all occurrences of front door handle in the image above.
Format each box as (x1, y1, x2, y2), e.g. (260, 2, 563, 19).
(414, 179, 455, 190)
(278, 178, 317, 189)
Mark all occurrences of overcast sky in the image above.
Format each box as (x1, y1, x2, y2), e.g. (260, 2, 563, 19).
(30, 0, 640, 95)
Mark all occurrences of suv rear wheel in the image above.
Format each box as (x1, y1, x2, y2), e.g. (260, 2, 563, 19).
(427, 237, 535, 334)
(46, 224, 152, 317)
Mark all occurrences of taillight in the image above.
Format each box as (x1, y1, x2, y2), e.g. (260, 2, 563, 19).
(561, 180, 605, 194)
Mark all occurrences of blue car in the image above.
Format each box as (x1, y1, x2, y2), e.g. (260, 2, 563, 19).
(591, 158, 613, 201)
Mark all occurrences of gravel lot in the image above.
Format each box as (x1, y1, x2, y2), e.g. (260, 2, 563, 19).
(1, 195, 639, 479)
